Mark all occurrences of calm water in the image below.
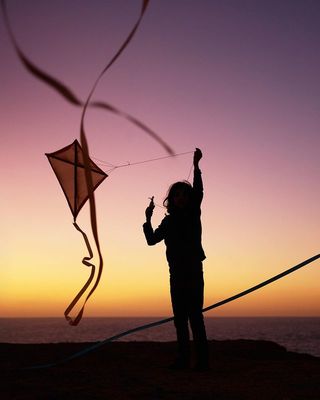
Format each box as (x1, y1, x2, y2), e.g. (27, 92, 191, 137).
(0, 317, 319, 357)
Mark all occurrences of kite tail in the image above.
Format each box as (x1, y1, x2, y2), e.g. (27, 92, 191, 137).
(64, 222, 96, 326)
(1, 0, 173, 154)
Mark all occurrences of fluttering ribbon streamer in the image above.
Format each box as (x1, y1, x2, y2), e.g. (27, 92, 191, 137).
(46, 139, 108, 325)
(64, 222, 96, 326)
(2, 0, 172, 324)
(20, 253, 319, 370)
(0, 0, 173, 154)
(77, 0, 152, 326)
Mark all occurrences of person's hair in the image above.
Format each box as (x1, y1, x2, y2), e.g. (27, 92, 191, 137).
(163, 180, 193, 214)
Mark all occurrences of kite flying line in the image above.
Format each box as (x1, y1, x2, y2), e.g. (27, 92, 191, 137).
(92, 151, 194, 173)
(92, 150, 195, 185)
(21, 253, 319, 370)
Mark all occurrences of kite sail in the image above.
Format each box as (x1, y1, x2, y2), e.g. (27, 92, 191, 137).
(46, 140, 108, 325)
(46, 140, 108, 221)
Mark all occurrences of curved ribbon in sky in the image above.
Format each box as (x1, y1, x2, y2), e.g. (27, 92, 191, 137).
(1, 0, 173, 324)
(1, 0, 173, 155)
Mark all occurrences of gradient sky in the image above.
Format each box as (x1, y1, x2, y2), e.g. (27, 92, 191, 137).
(1, 0, 320, 319)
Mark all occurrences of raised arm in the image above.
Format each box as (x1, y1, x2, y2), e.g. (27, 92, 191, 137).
(143, 197, 165, 245)
(193, 148, 203, 204)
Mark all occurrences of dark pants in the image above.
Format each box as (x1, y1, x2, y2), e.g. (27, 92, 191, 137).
(170, 268, 208, 366)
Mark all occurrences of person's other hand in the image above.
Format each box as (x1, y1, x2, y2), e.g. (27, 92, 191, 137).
(145, 196, 155, 222)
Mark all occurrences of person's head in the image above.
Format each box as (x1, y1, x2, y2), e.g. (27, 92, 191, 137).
(163, 181, 193, 214)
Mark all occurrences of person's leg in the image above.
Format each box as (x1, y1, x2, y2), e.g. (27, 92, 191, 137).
(188, 271, 209, 369)
(170, 278, 190, 368)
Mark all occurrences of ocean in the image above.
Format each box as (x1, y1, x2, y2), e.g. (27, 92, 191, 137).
(1, 317, 319, 357)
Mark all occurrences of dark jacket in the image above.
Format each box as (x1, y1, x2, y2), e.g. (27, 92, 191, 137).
(143, 167, 206, 277)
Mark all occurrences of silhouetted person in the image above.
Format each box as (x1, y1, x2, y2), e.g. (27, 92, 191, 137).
(143, 148, 209, 370)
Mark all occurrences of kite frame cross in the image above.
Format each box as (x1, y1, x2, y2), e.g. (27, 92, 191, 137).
(46, 140, 108, 222)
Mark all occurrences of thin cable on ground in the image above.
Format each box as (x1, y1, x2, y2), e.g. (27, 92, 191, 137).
(22, 253, 320, 370)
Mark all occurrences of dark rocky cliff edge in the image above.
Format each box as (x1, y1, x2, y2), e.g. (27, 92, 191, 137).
(1, 340, 320, 399)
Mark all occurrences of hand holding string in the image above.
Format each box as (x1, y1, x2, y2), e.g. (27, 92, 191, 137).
(145, 196, 155, 222)
(193, 147, 202, 168)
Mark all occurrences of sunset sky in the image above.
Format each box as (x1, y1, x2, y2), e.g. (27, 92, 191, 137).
(1, 0, 319, 319)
